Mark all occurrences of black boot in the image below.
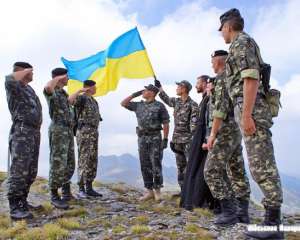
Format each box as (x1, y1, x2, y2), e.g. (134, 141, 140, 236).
(51, 189, 69, 210)
(245, 207, 284, 239)
(86, 182, 102, 197)
(236, 198, 250, 224)
(61, 183, 74, 202)
(214, 199, 238, 226)
(9, 198, 32, 220)
(77, 184, 88, 199)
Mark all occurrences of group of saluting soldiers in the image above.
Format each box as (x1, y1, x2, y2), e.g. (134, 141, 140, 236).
(5, 8, 283, 239)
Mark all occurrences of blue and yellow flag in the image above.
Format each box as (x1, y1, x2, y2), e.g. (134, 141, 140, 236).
(61, 27, 154, 96)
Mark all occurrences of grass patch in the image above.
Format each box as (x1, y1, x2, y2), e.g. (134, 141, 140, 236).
(110, 184, 127, 194)
(85, 218, 112, 229)
(252, 217, 263, 224)
(56, 218, 81, 230)
(185, 224, 213, 240)
(16, 227, 43, 240)
(63, 207, 87, 218)
(43, 223, 69, 240)
(0, 214, 11, 229)
(0, 172, 7, 184)
(287, 232, 300, 240)
(93, 181, 105, 188)
(153, 204, 179, 215)
(131, 215, 150, 225)
(0, 220, 27, 239)
(131, 225, 150, 235)
(40, 202, 54, 214)
(94, 206, 106, 214)
(112, 215, 128, 224)
(193, 208, 214, 219)
(112, 225, 126, 234)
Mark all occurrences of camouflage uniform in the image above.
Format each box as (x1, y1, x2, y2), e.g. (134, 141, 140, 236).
(159, 91, 199, 188)
(125, 100, 170, 189)
(5, 74, 42, 200)
(44, 88, 75, 190)
(226, 31, 283, 208)
(204, 71, 250, 201)
(74, 95, 101, 187)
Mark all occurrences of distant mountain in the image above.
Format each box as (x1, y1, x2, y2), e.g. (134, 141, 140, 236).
(97, 153, 300, 214)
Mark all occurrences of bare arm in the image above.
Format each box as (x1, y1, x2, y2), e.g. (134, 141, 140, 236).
(162, 123, 169, 139)
(68, 89, 86, 105)
(207, 117, 223, 150)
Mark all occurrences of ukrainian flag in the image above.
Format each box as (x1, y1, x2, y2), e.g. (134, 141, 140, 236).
(61, 27, 154, 96)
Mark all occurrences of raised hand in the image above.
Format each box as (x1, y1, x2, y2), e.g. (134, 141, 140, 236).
(13, 68, 33, 81)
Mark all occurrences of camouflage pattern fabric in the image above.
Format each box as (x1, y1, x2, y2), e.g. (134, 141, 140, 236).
(5, 75, 42, 200)
(173, 142, 190, 188)
(159, 91, 199, 143)
(75, 95, 101, 185)
(204, 71, 250, 201)
(226, 31, 283, 208)
(125, 100, 170, 189)
(44, 88, 75, 190)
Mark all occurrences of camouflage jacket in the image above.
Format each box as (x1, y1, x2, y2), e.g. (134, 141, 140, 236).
(5, 74, 42, 128)
(159, 90, 199, 143)
(125, 100, 170, 132)
(74, 94, 101, 129)
(226, 31, 265, 102)
(44, 88, 73, 127)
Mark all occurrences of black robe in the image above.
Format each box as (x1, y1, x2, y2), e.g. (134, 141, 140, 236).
(180, 94, 217, 211)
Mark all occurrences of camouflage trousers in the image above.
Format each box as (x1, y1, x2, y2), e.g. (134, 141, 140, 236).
(7, 123, 40, 199)
(234, 97, 283, 208)
(173, 142, 191, 189)
(204, 120, 250, 201)
(77, 127, 98, 186)
(48, 124, 75, 190)
(138, 134, 163, 190)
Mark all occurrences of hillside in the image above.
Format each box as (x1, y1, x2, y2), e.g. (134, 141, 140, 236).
(1, 172, 299, 240)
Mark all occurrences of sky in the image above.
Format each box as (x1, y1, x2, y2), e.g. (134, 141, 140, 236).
(0, 0, 299, 178)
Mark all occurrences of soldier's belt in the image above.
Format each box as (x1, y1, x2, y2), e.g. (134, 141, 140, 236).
(136, 127, 161, 137)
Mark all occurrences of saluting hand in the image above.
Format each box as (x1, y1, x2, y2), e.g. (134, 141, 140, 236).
(242, 115, 256, 136)
(54, 74, 67, 82)
(13, 68, 33, 81)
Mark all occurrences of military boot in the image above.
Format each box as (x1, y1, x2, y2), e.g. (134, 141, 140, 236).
(51, 189, 69, 210)
(245, 207, 284, 239)
(9, 198, 32, 220)
(236, 198, 250, 224)
(77, 184, 88, 199)
(61, 183, 74, 202)
(154, 188, 162, 202)
(86, 182, 103, 197)
(214, 199, 238, 226)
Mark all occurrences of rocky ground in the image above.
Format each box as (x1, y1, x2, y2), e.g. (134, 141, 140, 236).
(0, 172, 299, 240)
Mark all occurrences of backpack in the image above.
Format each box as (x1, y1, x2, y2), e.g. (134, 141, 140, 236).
(253, 41, 282, 118)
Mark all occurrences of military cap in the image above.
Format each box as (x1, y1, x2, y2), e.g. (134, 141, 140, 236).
(83, 80, 96, 87)
(13, 62, 33, 69)
(211, 50, 228, 57)
(218, 8, 244, 31)
(51, 67, 68, 78)
(176, 80, 192, 92)
(144, 84, 159, 94)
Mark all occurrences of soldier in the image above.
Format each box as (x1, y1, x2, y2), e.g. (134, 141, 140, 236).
(204, 50, 251, 226)
(44, 68, 75, 210)
(69, 80, 102, 198)
(121, 84, 170, 202)
(5, 62, 42, 220)
(218, 9, 283, 239)
(154, 79, 199, 191)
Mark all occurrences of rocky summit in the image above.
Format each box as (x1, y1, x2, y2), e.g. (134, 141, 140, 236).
(0, 172, 299, 240)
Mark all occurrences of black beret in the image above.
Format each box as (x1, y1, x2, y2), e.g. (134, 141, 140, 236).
(176, 80, 192, 92)
(144, 84, 159, 94)
(52, 68, 68, 78)
(83, 80, 96, 87)
(13, 62, 33, 69)
(211, 50, 228, 57)
(218, 8, 244, 31)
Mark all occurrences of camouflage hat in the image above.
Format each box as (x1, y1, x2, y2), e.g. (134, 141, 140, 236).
(211, 50, 228, 57)
(144, 84, 159, 94)
(218, 8, 244, 31)
(176, 80, 192, 92)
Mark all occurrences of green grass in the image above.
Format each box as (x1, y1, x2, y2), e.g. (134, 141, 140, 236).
(56, 218, 81, 230)
(0, 214, 11, 229)
(42, 223, 69, 240)
(85, 218, 112, 229)
(0, 172, 7, 184)
(0, 220, 27, 239)
(131, 225, 150, 234)
(193, 208, 214, 219)
(130, 215, 150, 225)
(112, 225, 126, 234)
(63, 207, 88, 217)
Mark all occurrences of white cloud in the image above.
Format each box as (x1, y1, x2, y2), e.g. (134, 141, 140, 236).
(0, 0, 299, 178)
